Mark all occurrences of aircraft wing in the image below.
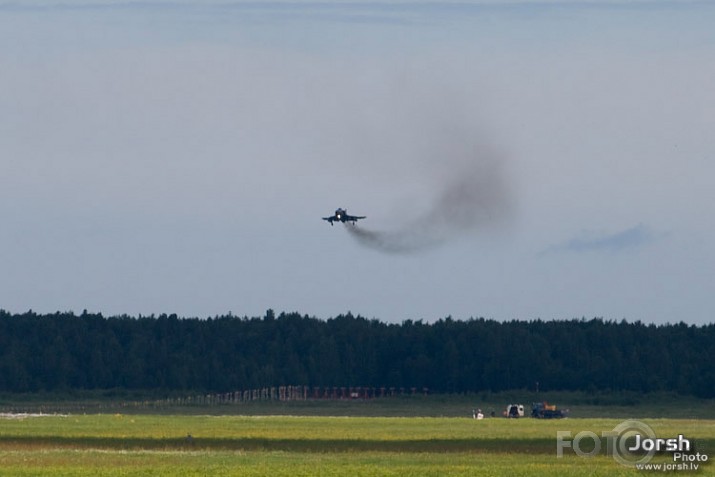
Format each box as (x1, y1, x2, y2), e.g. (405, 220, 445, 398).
(344, 214, 366, 222)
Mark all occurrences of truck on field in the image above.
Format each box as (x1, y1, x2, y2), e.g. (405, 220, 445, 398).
(531, 401, 568, 419)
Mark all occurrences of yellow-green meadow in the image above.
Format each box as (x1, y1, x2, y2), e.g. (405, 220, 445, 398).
(1, 414, 712, 476)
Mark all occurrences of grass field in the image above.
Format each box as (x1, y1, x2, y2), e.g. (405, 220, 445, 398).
(0, 412, 713, 476)
(3, 390, 715, 418)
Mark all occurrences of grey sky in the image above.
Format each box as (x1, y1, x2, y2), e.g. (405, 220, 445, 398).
(1, 1, 713, 324)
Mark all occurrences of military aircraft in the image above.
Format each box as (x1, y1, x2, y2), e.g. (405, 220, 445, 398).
(322, 208, 366, 226)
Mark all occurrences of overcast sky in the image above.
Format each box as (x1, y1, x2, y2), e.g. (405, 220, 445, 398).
(1, 1, 713, 324)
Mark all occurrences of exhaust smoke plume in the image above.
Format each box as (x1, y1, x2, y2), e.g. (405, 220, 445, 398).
(345, 150, 511, 254)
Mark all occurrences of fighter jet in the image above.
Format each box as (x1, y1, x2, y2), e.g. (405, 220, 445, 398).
(322, 208, 366, 226)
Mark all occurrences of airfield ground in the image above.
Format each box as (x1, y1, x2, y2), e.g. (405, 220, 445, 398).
(0, 394, 713, 476)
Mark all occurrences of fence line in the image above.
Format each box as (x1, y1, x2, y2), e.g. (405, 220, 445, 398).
(0, 386, 430, 414)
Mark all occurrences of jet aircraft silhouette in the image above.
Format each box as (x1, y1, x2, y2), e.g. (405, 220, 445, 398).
(322, 208, 366, 226)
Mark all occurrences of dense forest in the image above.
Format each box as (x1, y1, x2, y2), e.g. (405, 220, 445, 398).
(0, 309, 713, 397)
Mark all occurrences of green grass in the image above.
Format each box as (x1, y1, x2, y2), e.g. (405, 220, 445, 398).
(0, 414, 713, 476)
(3, 390, 715, 418)
(0, 450, 643, 477)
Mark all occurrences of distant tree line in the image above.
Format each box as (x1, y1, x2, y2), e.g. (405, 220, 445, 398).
(0, 309, 713, 397)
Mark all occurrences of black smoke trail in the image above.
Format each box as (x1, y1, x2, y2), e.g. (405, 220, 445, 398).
(345, 152, 511, 254)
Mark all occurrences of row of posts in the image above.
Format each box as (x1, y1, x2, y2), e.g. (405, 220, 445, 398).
(0, 386, 430, 413)
(157, 386, 430, 406)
